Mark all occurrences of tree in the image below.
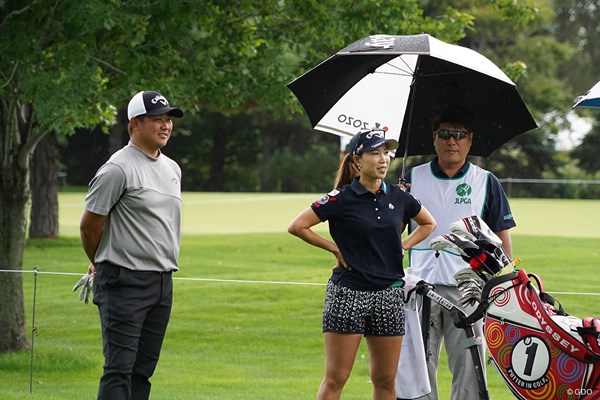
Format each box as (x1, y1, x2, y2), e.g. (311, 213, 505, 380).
(1, 0, 117, 352)
(554, 0, 600, 96)
(572, 122, 600, 173)
(553, 0, 600, 173)
(420, 0, 578, 181)
(29, 132, 59, 238)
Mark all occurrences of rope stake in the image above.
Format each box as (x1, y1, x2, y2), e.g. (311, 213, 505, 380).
(29, 267, 39, 394)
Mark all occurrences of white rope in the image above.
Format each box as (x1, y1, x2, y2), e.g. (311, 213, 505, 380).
(172, 277, 326, 286)
(0, 269, 597, 294)
(0, 269, 326, 286)
(0, 269, 81, 276)
(550, 291, 600, 296)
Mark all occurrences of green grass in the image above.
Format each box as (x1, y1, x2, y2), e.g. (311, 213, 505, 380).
(2, 193, 599, 399)
(57, 192, 600, 238)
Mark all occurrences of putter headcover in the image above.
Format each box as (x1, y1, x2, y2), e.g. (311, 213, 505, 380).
(449, 215, 502, 247)
(449, 215, 511, 270)
(429, 233, 504, 275)
(429, 233, 481, 257)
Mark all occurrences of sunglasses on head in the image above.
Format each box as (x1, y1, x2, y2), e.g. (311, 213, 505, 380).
(434, 129, 470, 140)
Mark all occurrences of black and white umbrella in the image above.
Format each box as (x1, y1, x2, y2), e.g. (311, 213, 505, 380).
(287, 34, 537, 173)
(573, 80, 600, 109)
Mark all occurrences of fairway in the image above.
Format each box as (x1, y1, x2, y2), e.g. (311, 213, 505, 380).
(3, 192, 599, 400)
(58, 192, 600, 238)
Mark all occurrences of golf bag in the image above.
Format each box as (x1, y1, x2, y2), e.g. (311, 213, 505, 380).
(482, 269, 600, 399)
(430, 215, 600, 400)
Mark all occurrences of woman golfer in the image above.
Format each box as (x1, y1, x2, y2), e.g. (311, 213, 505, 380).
(288, 129, 436, 400)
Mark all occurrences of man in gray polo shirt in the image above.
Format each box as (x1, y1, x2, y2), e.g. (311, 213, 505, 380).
(80, 90, 183, 400)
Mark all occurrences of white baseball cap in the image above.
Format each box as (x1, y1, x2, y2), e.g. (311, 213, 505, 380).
(127, 90, 183, 120)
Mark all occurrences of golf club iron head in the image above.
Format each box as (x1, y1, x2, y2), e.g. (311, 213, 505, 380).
(454, 267, 485, 286)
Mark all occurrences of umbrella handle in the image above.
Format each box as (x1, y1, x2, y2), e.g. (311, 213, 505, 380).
(399, 58, 421, 183)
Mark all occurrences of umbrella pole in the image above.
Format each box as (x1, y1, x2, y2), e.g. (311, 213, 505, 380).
(399, 59, 421, 184)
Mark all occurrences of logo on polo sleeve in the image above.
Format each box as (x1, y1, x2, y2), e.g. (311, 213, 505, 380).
(313, 189, 340, 208)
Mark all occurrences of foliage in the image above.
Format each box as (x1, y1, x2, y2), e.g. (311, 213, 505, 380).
(571, 121, 600, 174)
(266, 145, 340, 192)
(553, 0, 600, 172)
(453, 1, 574, 179)
(59, 0, 576, 195)
(553, 0, 600, 96)
(0, 0, 590, 187)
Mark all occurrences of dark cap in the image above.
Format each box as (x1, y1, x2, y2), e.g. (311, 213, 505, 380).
(127, 90, 184, 120)
(348, 129, 399, 156)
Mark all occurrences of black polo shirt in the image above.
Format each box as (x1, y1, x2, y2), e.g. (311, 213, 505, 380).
(406, 159, 515, 233)
(311, 177, 422, 291)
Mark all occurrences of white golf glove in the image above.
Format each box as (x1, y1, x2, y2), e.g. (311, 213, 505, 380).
(72, 272, 94, 304)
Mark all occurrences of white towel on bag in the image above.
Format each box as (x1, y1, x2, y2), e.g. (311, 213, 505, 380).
(395, 269, 431, 399)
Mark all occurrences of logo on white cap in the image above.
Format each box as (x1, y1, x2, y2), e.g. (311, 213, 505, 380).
(151, 94, 169, 107)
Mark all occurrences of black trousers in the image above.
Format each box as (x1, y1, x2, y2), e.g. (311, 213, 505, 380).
(93, 262, 173, 400)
